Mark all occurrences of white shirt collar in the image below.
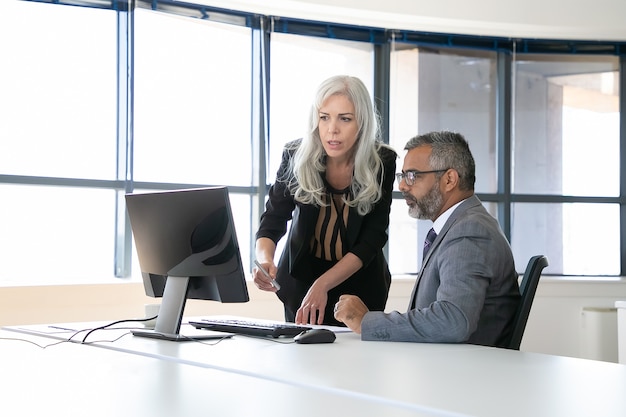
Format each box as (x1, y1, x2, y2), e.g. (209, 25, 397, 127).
(432, 198, 467, 235)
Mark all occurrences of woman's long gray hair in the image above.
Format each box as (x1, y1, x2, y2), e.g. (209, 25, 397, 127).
(285, 75, 387, 216)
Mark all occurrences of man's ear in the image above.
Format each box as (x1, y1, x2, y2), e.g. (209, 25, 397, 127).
(442, 168, 459, 191)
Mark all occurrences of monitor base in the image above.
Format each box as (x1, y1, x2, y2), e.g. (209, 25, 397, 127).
(131, 327, 233, 342)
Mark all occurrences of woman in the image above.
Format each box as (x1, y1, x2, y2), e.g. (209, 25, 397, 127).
(254, 75, 396, 326)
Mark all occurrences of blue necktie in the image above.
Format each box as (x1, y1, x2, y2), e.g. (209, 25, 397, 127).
(423, 228, 437, 259)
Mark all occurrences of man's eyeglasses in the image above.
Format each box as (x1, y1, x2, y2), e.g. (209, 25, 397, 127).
(395, 169, 448, 186)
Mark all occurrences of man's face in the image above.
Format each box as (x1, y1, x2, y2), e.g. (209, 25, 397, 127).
(397, 146, 444, 220)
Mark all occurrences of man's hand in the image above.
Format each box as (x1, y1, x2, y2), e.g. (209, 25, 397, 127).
(333, 294, 369, 334)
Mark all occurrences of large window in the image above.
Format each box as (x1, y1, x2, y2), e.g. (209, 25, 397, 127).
(1, 0, 624, 286)
(0, 2, 117, 181)
(0, 1, 117, 285)
(511, 54, 620, 274)
(132, 10, 255, 278)
(388, 44, 498, 274)
(134, 9, 252, 186)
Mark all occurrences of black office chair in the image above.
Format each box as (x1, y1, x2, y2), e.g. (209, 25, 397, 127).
(507, 255, 549, 350)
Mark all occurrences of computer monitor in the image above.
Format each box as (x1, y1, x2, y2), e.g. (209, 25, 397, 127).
(125, 186, 249, 341)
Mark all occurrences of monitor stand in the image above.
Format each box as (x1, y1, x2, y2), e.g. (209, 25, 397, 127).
(131, 276, 232, 341)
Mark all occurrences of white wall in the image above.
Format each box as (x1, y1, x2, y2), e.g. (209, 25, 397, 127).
(198, 0, 626, 41)
(0, 283, 284, 326)
(521, 278, 626, 362)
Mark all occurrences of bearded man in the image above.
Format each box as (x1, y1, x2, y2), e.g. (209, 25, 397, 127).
(334, 131, 520, 348)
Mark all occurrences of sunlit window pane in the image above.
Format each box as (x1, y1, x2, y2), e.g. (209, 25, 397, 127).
(134, 10, 252, 185)
(0, 2, 117, 180)
(0, 184, 117, 285)
(511, 203, 620, 275)
(388, 199, 419, 275)
(513, 55, 620, 196)
(390, 45, 498, 194)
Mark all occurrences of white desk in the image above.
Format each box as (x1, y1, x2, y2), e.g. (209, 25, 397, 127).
(5, 319, 626, 417)
(0, 328, 436, 417)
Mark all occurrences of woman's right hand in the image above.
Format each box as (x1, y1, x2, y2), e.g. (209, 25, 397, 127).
(254, 238, 278, 292)
(252, 261, 279, 292)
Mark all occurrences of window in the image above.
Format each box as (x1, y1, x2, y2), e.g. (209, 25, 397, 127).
(512, 54, 620, 274)
(388, 44, 498, 274)
(511, 203, 620, 275)
(0, 184, 117, 285)
(0, 2, 117, 285)
(0, 1, 116, 180)
(513, 55, 619, 197)
(134, 9, 252, 186)
(1, 1, 624, 286)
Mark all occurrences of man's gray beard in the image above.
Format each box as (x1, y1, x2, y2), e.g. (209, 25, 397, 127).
(407, 184, 443, 220)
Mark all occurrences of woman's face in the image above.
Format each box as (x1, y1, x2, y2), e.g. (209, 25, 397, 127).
(318, 94, 359, 161)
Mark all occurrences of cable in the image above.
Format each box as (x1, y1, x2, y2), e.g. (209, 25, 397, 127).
(80, 331, 133, 345)
(177, 334, 235, 346)
(1, 315, 257, 348)
(0, 336, 68, 349)
(80, 315, 158, 343)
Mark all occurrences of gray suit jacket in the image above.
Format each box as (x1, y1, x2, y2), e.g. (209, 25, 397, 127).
(361, 195, 520, 347)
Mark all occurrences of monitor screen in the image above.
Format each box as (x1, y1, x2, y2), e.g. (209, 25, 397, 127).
(125, 186, 249, 341)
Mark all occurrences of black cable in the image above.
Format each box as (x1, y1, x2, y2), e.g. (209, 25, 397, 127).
(80, 315, 158, 343)
(80, 331, 133, 345)
(1, 315, 251, 347)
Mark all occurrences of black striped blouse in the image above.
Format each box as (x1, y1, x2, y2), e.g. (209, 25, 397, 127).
(310, 185, 351, 262)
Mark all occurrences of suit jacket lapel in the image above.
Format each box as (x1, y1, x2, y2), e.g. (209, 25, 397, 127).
(407, 195, 481, 309)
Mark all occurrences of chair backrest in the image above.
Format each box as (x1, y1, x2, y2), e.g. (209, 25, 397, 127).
(507, 255, 549, 350)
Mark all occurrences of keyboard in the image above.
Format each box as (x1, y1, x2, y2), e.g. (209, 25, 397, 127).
(189, 318, 312, 338)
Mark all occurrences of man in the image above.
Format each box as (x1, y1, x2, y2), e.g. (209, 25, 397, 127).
(334, 131, 520, 348)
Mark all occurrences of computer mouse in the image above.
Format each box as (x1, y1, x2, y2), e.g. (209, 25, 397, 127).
(293, 328, 336, 344)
